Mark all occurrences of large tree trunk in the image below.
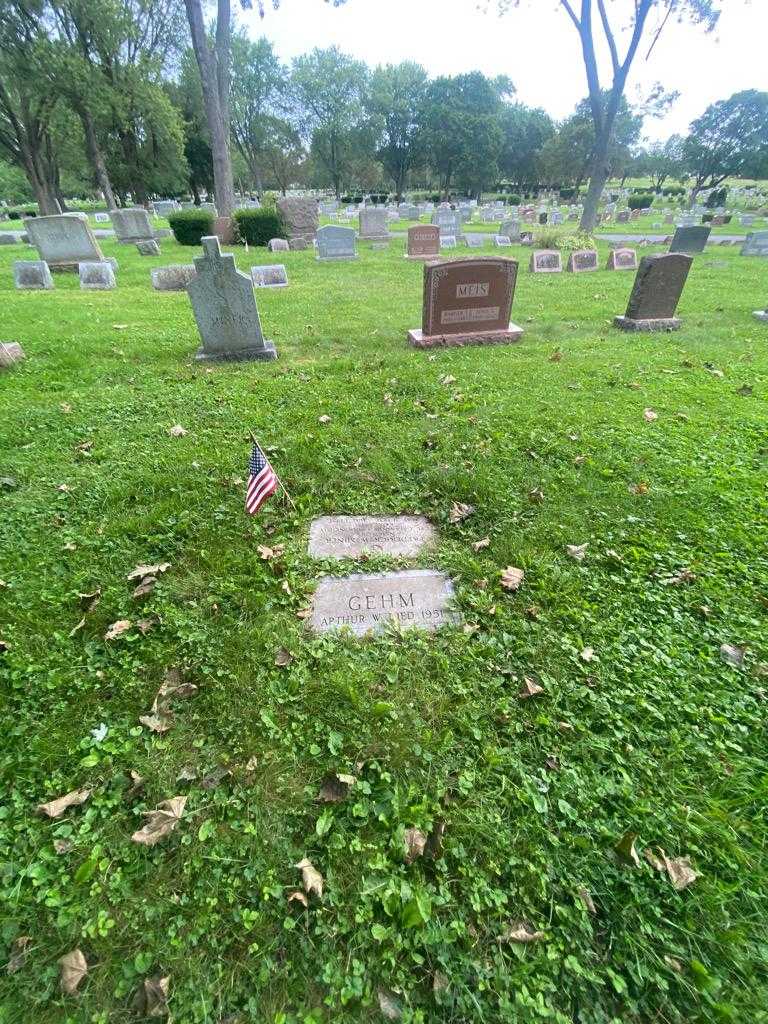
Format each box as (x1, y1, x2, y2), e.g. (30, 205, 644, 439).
(76, 103, 117, 210)
(184, 0, 235, 217)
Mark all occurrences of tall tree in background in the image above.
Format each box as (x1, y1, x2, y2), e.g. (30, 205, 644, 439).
(498, 0, 721, 230)
(366, 61, 428, 200)
(230, 33, 287, 191)
(497, 103, 554, 191)
(683, 91, 768, 201)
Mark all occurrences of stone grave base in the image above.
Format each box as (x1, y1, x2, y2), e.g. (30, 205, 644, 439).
(195, 340, 277, 362)
(212, 216, 236, 245)
(360, 235, 390, 243)
(50, 257, 118, 274)
(614, 316, 682, 333)
(404, 254, 438, 261)
(753, 311, 768, 323)
(408, 324, 524, 348)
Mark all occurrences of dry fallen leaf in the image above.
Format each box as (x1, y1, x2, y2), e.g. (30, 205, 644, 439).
(449, 501, 474, 524)
(127, 563, 171, 583)
(629, 481, 649, 495)
(577, 887, 596, 914)
(287, 890, 308, 907)
(378, 989, 403, 1020)
(37, 788, 91, 819)
(257, 543, 285, 560)
(643, 408, 658, 422)
(132, 975, 170, 1017)
(472, 537, 490, 552)
(6, 936, 31, 975)
(661, 567, 696, 586)
(645, 848, 700, 890)
(404, 826, 428, 864)
(500, 566, 524, 591)
(518, 677, 544, 699)
(168, 424, 187, 437)
(295, 857, 323, 898)
(54, 838, 73, 855)
(78, 588, 101, 613)
(720, 643, 745, 668)
(440, 374, 457, 385)
(105, 619, 132, 641)
(317, 773, 356, 803)
(131, 796, 187, 846)
(59, 948, 88, 995)
(139, 712, 173, 734)
(274, 647, 293, 667)
(549, 350, 562, 362)
(615, 831, 641, 867)
(566, 543, 588, 562)
(499, 919, 546, 943)
(132, 576, 158, 599)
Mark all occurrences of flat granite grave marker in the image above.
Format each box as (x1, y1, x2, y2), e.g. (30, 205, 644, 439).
(25, 214, 105, 271)
(316, 224, 357, 260)
(308, 515, 437, 559)
(94, 212, 110, 223)
(669, 225, 710, 254)
(251, 264, 288, 288)
(188, 235, 276, 362)
(136, 239, 160, 256)
(614, 253, 693, 332)
(494, 235, 512, 247)
(408, 257, 523, 348)
(606, 248, 637, 271)
(567, 249, 598, 273)
(358, 208, 390, 242)
(310, 569, 460, 637)
(530, 250, 562, 273)
(79, 261, 115, 289)
(406, 225, 440, 260)
(14, 260, 53, 290)
(151, 264, 196, 291)
(741, 231, 768, 257)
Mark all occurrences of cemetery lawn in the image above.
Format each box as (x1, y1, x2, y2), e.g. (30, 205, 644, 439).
(1, 234, 768, 1024)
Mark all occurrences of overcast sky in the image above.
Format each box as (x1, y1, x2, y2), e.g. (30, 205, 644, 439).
(238, 0, 767, 142)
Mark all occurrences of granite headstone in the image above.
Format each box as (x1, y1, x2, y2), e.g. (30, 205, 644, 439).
(614, 253, 693, 332)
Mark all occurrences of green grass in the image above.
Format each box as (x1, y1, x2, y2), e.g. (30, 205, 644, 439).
(1, 234, 767, 1024)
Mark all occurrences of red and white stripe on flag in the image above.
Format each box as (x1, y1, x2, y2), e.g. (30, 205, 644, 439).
(245, 442, 278, 515)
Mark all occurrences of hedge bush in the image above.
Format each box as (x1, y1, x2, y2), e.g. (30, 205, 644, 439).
(628, 193, 655, 210)
(233, 208, 285, 247)
(661, 185, 686, 197)
(706, 187, 728, 208)
(168, 209, 215, 246)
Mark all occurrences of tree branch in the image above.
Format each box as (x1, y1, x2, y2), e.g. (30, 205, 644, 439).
(596, 0, 620, 74)
(645, 0, 673, 61)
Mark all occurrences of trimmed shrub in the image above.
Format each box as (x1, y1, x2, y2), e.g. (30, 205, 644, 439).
(702, 213, 714, 222)
(168, 208, 215, 246)
(662, 185, 686, 197)
(706, 187, 727, 208)
(233, 207, 285, 247)
(559, 187, 579, 200)
(504, 193, 521, 205)
(628, 193, 654, 210)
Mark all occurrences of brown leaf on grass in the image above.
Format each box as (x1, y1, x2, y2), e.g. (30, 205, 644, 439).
(574, 453, 587, 466)
(378, 989, 403, 1020)
(78, 588, 101, 613)
(274, 647, 293, 667)
(127, 563, 171, 583)
(296, 607, 311, 620)
(643, 847, 666, 872)
(295, 857, 323, 898)
(549, 350, 562, 362)
(720, 643, 745, 667)
(545, 755, 560, 771)
(615, 831, 640, 867)
(643, 408, 658, 422)
(661, 567, 696, 586)
(168, 424, 187, 437)
(472, 537, 490, 552)
(440, 374, 457, 385)
(132, 975, 170, 1017)
(499, 919, 546, 943)
(37, 788, 91, 819)
(566, 543, 588, 562)
(135, 618, 156, 635)
(528, 487, 545, 503)
(132, 576, 158, 599)
(449, 501, 474, 524)
(425, 819, 446, 860)
(525, 605, 541, 620)
(287, 890, 308, 907)
(157, 667, 197, 702)
(139, 712, 174, 734)
(105, 619, 132, 641)
(736, 384, 753, 397)
(518, 677, 544, 699)
(317, 773, 356, 803)
(54, 838, 73, 855)
(404, 827, 428, 864)
(6, 936, 30, 975)
(557, 721, 575, 733)
(176, 766, 197, 782)
(577, 887, 596, 914)
(59, 948, 88, 994)
(60, 402, 72, 414)
(500, 566, 524, 591)
(645, 848, 700, 890)
(131, 796, 187, 846)
(629, 481, 649, 495)
(257, 543, 285, 561)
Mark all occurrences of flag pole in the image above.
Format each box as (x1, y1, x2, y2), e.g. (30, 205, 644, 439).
(248, 431, 297, 511)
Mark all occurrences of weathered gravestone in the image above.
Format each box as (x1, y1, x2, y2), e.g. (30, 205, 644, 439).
(268, 237, 290, 253)
(308, 515, 437, 559)
(669, 225, 710, 254)
(14, 260, 53, 290)
(136, 239, 161, 256)
(440, 236, 457, 249)
(276, 196, 318, 248)
(408, 257, 523, 348)
(251, 264, 288, 288)
(406, 225, 440, 260)
(741, 232, 768, 257)
(310, 569, 460, 637)
(25, 214, 105, 271)
(0, 233, 23, 245)
(530, 250, 563, 273)
(614, 253, 693, 332)
(499, 219, 521, 242)
(606, 248, 637, 271)
(567, 249, 599, 273)
(358, 208, 390, 242)
(151, 264, 196, 291)
(0, 341, 25, 369)
(316, 225, 357, 260)
(154, 200, 179, 218)
(188, 236, 276, 362)
(111, 207, 158, 244)
(79, 261, 116, 290)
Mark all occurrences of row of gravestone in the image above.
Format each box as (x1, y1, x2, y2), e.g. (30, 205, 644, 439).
(14, 260, 117, 290)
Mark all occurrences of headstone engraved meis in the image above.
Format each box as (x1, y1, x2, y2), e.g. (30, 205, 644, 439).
(316, 224, 357, 260)
(408, 257, 523, 348)
(251, 264, 288, 288)
(310, 569, 460, 637)
(614, 253, 693, 332)
(24, 213, 105, 271)
(188, 236, 277, 361)
(308, 515, 437, 558)
(406, 225, 440, 259)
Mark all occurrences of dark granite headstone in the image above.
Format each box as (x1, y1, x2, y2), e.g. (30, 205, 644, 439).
(406, 225, 440, 259)
(741, 231, 768, 257)
(669, 226, 710, 255)
(614, 253, 693, 332)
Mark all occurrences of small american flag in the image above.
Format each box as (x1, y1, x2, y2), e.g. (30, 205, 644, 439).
(245, 440, 278, 515)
